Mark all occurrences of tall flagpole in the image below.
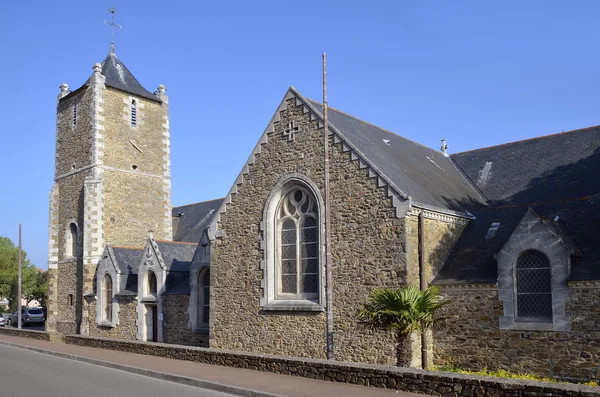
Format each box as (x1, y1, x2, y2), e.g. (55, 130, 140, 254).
(17, 224, 22, 329)
(323, 53, 334, 360)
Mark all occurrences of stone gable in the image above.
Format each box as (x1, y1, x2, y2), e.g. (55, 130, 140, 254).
(212, 97, 407, 365)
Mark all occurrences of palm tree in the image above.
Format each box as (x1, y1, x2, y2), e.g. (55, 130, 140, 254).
(357, 285, 451, 367)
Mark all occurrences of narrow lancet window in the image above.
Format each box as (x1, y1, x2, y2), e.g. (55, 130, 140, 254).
(131, 99, 137, 127)
(73, 104, 77, 127)
(102, 274, 113, 322)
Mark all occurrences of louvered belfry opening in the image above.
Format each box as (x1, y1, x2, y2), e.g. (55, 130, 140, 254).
(516, 250, 552, 318)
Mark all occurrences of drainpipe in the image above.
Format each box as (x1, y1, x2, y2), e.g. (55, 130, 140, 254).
(418, 212, 428, 369)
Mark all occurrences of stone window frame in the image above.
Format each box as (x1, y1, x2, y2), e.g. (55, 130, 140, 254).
(188, 233, 210, 333)
(146, 269, 158, 297)
(196, 267, 210, 330)
(96, 271, 118, 327)
(64, 221, 78, 259)
(498, 239, 571, 331)
(131, 99, 138, 127)
(261, 174, 325, 312)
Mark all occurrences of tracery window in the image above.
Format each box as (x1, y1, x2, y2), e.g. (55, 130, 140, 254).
(277, 187, 319, 301)
(102, 274, 113, 322)
(516, 250, 552, 318)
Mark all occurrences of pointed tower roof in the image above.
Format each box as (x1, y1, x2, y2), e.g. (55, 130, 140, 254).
(96, 51, 161, 101)
(62, 51, 161, 102)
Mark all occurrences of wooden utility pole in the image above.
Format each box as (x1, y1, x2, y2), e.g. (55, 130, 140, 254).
(323, 53, 334, 360)
(17, 224, 22, 329)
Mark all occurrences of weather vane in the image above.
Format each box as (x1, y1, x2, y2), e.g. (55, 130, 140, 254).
(104, 8, 122, 53)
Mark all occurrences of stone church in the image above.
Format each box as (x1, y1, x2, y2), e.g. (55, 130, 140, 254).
(47, 48, 600, 381)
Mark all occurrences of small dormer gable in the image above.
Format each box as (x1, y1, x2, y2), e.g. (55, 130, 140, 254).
(495, 208, 572, 331)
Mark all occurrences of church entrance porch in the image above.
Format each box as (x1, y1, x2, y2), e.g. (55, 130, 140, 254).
(144, 304, 158, 342)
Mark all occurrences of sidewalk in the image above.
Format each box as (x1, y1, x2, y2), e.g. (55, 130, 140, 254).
(0, 334, 418, 397)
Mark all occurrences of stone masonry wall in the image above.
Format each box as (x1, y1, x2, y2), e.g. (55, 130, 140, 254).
(433, 285, 600, 381)
(103, 170, 168, 246)
(101, 88, 171, 247)
(405, 216, 467, 285)
(212, 97, 407, 365)
(56, 89, 93, 176)
(88, 297, 137, 340)
(163, 294, 208, 347)
(56, 260, 79, 334)
(64, 334, 600, 397)
(53, 86, 95, 334)
(0, 327, 50, 341)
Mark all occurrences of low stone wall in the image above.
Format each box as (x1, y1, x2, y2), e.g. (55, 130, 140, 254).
(0, 327, 51, 341)
(434, 286, 600, 382)
(65, 334, 599, 397)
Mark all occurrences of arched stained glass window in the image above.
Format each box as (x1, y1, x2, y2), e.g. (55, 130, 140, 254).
(516, 250, 552, 317)
(277, 187, 319, 300)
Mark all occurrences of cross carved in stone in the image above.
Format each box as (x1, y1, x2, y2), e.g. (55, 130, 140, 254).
(283, 121, 299, 141)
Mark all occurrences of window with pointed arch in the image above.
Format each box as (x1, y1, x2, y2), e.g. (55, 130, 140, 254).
(65, 223, 78, 258)
(277, 187, 319, 301)
(197, 268, 210, 328)
(516, 250, 552, 319)
(102, 274, 113, 322)
(147, 270, 157, 297)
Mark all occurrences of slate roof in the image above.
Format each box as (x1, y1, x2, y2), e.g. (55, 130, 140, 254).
(64, 51, 160, 103)
(436, 126, 600, 283)
(163, 272, 190, 295)
(111, 247, 142, 295)
(306, 99, 486, 212)
(172, 198, 224, 243)
(155, 241, 197, 271)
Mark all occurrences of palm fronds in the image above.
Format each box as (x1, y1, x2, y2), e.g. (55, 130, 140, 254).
(357, 285, 451, 336)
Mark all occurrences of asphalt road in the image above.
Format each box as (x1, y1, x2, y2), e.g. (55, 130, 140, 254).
(0, 344, 240, 397)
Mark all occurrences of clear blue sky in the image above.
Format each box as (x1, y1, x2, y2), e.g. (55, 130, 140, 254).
(1, 1, 599, 270)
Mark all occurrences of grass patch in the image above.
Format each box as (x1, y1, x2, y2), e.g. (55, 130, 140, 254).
(435, 364, 598, 387)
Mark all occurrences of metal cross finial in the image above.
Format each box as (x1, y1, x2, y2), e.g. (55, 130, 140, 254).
(104, 7, 122, 53)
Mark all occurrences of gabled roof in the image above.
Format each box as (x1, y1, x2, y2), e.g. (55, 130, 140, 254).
(211, 87, 482, 234)
(438, 126, 600, 283)
(155, 241, 197, 272)
(111, 247, 142, 275)
(172, 198, 224, 243)
(163, 272, 190, 295)
(307, 100, 486, 211)
(106, 246, 142, 296)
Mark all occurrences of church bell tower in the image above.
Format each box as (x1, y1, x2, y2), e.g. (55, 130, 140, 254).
(46, 43, 172, 334)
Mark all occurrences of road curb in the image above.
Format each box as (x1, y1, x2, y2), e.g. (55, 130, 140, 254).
(0, 340, 285, 397)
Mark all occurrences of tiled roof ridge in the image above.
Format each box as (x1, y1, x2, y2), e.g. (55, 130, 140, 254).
(452, 124, 600, 156)
(173, 197, 225, 209)
(306, 98, 437, 152)
(155, 240, 198, 245)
